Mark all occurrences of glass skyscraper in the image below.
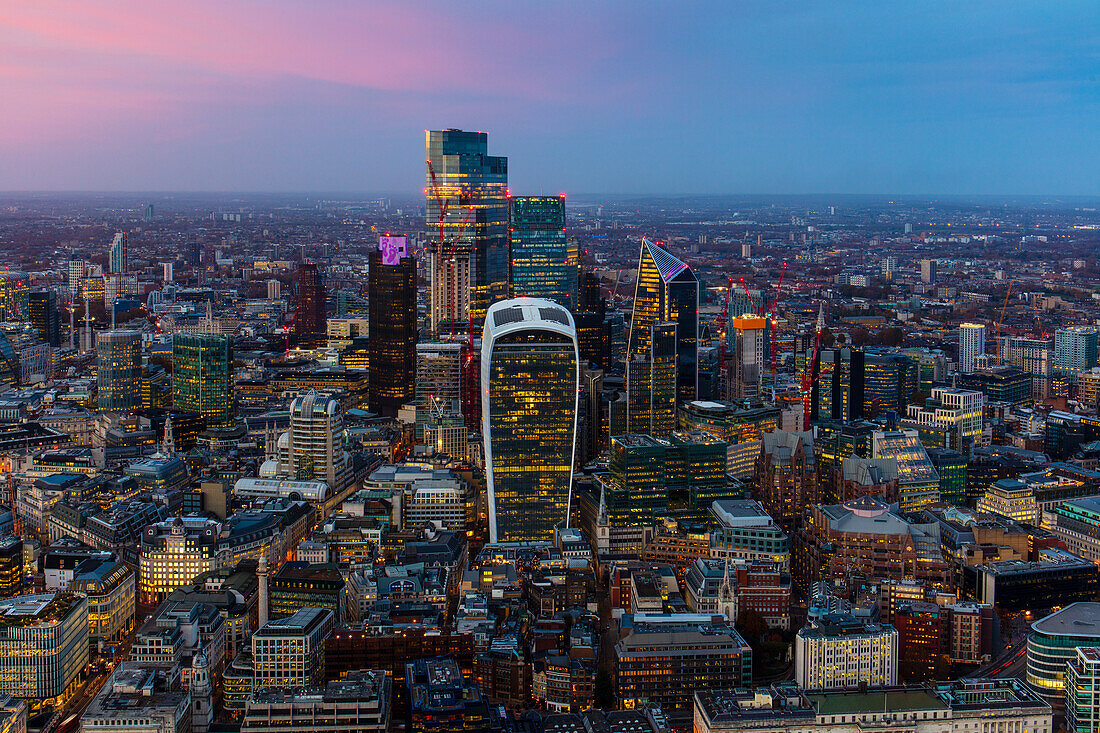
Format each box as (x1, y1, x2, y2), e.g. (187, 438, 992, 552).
(1055, 326, 1099, 376)
(368, 240, 417, 418)
(426, 129, 508, 336)
(173, 333, 234, 429)
(293, 263, 327, 336)
(627, 239, 698, 434)
(27, 290, 60, 347)
(509, 196, 577, 310)
(482, 298, 579, 543)
(96, 330, 142, 411)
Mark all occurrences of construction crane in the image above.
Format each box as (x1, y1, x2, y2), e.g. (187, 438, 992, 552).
(718, 276, 734, 377)
(995, 281, 1014, 364)
(739, 278, 757, 315)
(426, 159, 475, 338)
(764, 262, 788, 390)
(801, 306, 825, 432)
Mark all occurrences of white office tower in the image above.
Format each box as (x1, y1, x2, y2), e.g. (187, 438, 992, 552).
(958, 323, 986, 374)
(161, 263, 173, 283)
(67, 259, 86, 298)
(276, 391, 351, 498)
(482, 298, 579, 544)
(108, 232, 127, 274)
(266, 279, 281, 300)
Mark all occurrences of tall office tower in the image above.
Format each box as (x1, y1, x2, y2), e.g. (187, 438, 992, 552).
(108, 232, 127, 274)
(426, 129, 508, 336)
(482, 298, 579, 543)
(626, 238, 698, 430)
(173, 333, 234, 428)
(292, 263, 327, 336)
(579, 271, 604, 315)
(509, 196, 578, 310)
(628, 322, 678, 437)
(920, 259, 937, 284)
(278, 391, 351, 495)
(0, 273, 28, 322)
(368, 237, 417, 417)
(726, 314, 765, 400)
(266, 279, 281, 301)
(958, 323, 986, 374)
(67, 260, 86, 299)
(162, 263, 173, 283)
(27, 290, 60, 347)
(96, 330, 142, 411)
(1055, 326, 1100, 376)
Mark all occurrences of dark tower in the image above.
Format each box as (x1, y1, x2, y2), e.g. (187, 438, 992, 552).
(28, 290, 61, 347)
(368, 241, 417, 417)
(293, 263, 327, 337)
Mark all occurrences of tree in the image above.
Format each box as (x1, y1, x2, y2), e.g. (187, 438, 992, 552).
(736, 608, 769, 643)
(594, 669, 615, 709)
(851, 327, 871, 346)
(876, 326, 904, 346)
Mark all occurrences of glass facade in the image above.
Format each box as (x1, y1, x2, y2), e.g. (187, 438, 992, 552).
(293, 263, 327, 336)
(27, 290, 60, 347)
(97, 330, 142, 411)
(368, 248, 417, 417)
(628, 322, 678, 437)
(173, 334, 234, 429)
(863, 352, 919, 417)
(483, 299, 578, 543)
(426, 129, 509, 336)
(509, 196, 577, 310)
(872, 429, 941, 511)
(627, 239, 698, 433)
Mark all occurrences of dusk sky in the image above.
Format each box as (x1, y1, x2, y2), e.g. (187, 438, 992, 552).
(2, 1, 1097, 195)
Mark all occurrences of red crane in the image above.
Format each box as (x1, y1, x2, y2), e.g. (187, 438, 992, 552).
(801, 306, 825, 432)
(427, 159, 475, 338)
(739, 278, 757, 315)
(766, 262, 788, 386)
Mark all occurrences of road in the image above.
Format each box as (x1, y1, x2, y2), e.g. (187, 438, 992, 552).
(966, 642, 1028, 680)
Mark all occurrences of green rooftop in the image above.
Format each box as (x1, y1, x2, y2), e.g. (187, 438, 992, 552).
(808, 690, 946, 715)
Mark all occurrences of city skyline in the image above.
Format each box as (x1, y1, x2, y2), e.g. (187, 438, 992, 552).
(2, 2, 1098, 195)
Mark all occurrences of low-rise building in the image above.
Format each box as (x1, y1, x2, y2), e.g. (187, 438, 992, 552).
(794, 613, 898, 690)
(241, 669, 391, 733)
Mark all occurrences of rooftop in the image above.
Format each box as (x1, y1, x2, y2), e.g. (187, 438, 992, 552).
(1032, 602, 1100, 638)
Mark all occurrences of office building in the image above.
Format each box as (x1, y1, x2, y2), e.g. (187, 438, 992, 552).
(602, 431, 730, 526)
(1056, 327, 1099, 377)
(694, 679, 1051, 733)
(807, 347, 865, 421)
(920, 259, 937, 284)
(108, 232, 127, 274)
(905, 387, 983, 452)
(275, 391, 352, 498)
(627, 238, 699, 427)
(368, 237, 417, 417)
(509, 196, 577, 310)
(97, 330, 142, 412)
(628, 320, 678, 437)
(27, 290, 60, 347)
(173, 333, 234, 429)
(293, 263, 327, 336)
(1067, 647, 1100, 733)
(615, 614, 751, 724)
(1002, 335, 1053, 398)
(871, 428, 941, 511)
(863, 352, 919, 417)
(725, 315, 765, 400)
(242, 669, 391, 733)
(68, 556, 136, 645)
(81, 664, 191, 733)
(1029, 603, 1100, 710)
(975, 478, 1039, 524)
(426, 129, 508, 335)
(139, 517, 220, 604)
(0, 592, 88, 703)
(405, 657, 489, 733)
(252, 607, 335, 690)
(1049, 496, 1100, 563)
(795, 496, 951, 592)
(794, 614, 898, 690)
(755, 431, 817, 532)
(958, 365, 1032, 407)
(958, 323, 986, 374)
(926, 447, 967, 506)
(269, 562, 345, 621)
(709, 499, 790, 569)
(963, 550, 1099, 612)
(482, 299, 578, 543)
(678, 399, 780, 479)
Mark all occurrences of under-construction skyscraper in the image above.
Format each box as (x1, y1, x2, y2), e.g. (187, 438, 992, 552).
(426, 129, 508, 336)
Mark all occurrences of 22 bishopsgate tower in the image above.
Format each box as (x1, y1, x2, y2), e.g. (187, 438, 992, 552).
(426, 129, 509, 336)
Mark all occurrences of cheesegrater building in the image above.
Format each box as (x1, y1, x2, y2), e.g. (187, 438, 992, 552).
(482, 298, 579, 543)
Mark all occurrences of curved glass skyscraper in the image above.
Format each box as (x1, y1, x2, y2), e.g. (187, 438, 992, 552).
(482, 298, 579, 543)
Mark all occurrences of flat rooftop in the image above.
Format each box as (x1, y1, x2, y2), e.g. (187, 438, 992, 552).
(1032, 602, 1100, 638)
